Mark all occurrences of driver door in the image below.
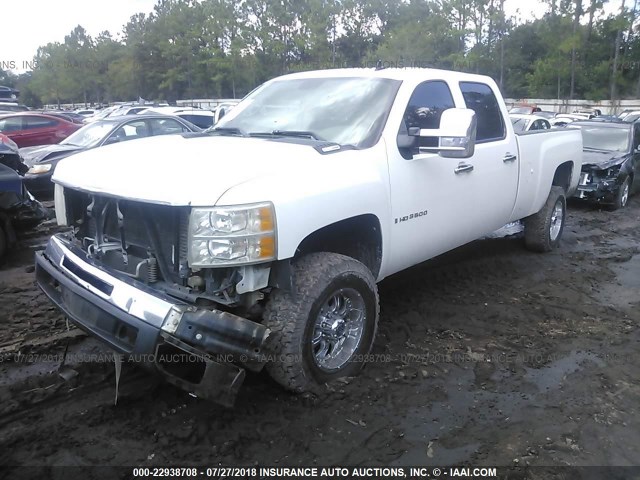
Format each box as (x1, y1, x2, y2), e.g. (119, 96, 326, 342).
(386, 80, 518, 274)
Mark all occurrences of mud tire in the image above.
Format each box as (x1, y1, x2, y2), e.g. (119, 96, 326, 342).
(524, 186, 566, 252)
(262, 252, 379, 392)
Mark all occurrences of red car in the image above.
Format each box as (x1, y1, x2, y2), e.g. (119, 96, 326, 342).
(0, 113, 81, 148)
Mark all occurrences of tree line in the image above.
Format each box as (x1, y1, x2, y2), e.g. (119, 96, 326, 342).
(2, 0, 640, 107)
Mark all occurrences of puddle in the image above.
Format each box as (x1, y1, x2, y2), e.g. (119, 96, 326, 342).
(392, 367, 516, 466)
(614, 254, 640, 289)
(524, 350, 605, 392)
(594, 254, 640, 307)
(393, 350, 606, 465)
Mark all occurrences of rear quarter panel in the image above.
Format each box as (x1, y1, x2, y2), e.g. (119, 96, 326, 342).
(511, 129, 582, 220)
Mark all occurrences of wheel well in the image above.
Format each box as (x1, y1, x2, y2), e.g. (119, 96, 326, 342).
(295, 214, 383, 278)
(552, 161, 574, 193)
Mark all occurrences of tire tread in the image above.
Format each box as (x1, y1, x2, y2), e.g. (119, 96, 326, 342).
(262, 253, 379, 392)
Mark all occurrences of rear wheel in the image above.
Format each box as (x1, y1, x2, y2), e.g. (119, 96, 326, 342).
(524, 186, 566, 252)
(262, 252, 379, 392)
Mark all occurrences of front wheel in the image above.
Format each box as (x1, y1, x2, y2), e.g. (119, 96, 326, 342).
(611, 176, 631, 210)
(262, 252, 379, 392)
(524, 186, 566, 253)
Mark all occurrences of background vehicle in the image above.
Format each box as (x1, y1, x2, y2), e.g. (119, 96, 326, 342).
(37, 111, 86, 124)
(74, 109, 98, 117)
(0, 134, 48, 260)
(0, 86, 19, 101)
(0, 102, 30, 113)
(109, 104, 157, 117)
(550, 113, 592, 127)
(535, 111, 558, 119)
(619, 110, 640, 123)
(82, 105, 120, 124)
(510, 114, 551, 132)
(0, 113, 81, 148)
(569, 120, 640, 209)
(618, 109, 637, 120)
(509, 104, 541, 114)
(574, 108, 602, 117)
(36, 68, 582, 406)
(139, 106, 217, 129)
(590, 115, 620, 123)
(20, 114, 200, 198)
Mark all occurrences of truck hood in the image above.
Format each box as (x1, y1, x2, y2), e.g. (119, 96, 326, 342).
(582, 149, 629, 170)
(53, 134, 346, 206)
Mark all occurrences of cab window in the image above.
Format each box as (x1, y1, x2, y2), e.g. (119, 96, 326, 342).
(400, 81, 455, 150)
(459, 82, 505, 142)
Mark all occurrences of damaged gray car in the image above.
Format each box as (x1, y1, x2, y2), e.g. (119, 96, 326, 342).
(570, 121, 640, 209)
(0, 134, 48, 259)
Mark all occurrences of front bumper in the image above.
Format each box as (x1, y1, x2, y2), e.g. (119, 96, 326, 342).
(573, 172, 619, 204)
(35, 234, 270, 406)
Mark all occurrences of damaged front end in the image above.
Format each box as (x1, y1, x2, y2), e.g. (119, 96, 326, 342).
(574, 162, 626, 204)
(0, 135, 48, 256)
(35, 187, 273, 406)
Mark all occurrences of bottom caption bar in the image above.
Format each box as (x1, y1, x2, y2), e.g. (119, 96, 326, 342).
(4, 465, 640, 479)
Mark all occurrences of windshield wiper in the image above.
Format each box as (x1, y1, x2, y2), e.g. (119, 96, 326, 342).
(249, 130, 325, 141)
(208, 127, 247, 137)
(584, 147, 613, 152)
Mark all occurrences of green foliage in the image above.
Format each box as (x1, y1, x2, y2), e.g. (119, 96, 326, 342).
(17, 0, 640, 105)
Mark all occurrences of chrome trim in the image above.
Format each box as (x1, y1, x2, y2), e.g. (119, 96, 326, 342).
(49, 236, 175, 328)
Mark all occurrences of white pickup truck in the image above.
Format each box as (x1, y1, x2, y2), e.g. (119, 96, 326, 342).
(35, 68, 582, 406)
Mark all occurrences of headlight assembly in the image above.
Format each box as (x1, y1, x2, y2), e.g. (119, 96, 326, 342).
(27, 164, 52, 175)
(604, 165, 622, 178)
(188, 203, 276, 267)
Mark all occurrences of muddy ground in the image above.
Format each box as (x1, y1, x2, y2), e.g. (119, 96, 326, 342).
(0, 197, 638, 473)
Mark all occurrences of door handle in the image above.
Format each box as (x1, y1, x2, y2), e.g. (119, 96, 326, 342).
(454, 163, 474, 174)
(503, 153, 517, 163)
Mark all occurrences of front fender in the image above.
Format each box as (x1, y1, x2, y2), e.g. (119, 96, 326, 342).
(215, 146, 391, 262)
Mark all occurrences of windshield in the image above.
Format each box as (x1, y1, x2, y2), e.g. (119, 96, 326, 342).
(60, 122, 116, 147)
(622, 114, 640, 123)
(510, 117, 530, 133)
(575, 126, 630, 152)
(214, 76, 401, 147)
(91, 107, 118, 120)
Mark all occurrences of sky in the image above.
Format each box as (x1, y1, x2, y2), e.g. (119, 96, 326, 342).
(0, 0, 158, 73)
(0, 0, 623, 74)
